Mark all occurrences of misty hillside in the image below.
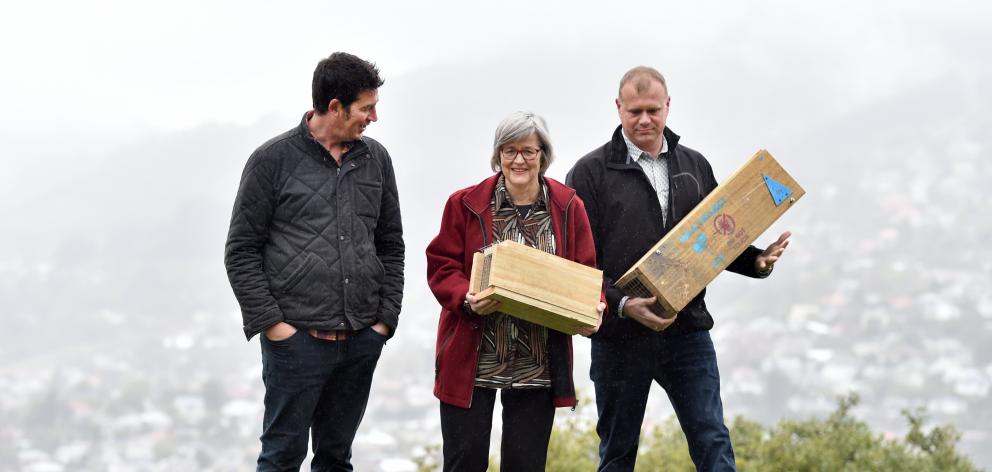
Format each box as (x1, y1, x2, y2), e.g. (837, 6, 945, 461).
(2, 65, 991, 469)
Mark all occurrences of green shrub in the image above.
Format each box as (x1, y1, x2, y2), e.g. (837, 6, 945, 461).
(416, 394, 982, 471)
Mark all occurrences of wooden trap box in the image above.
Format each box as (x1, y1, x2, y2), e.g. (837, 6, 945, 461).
(617, 149, 804, 318)
(468, 240, 602, 335)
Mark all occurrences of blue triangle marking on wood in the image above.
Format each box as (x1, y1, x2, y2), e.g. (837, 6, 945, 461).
(763, 174, 793, 206)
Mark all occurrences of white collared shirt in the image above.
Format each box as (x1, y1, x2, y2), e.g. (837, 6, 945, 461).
(622, 130, 670, 226)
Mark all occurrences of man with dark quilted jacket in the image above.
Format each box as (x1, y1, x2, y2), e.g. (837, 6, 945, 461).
(225, 52, 404, 472)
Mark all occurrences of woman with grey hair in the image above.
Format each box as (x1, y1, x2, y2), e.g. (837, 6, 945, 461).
(426, 111, 605, 471)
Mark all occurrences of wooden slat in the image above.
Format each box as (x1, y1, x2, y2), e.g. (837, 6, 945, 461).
(469, 252, 484, 295)
(485, 288, 594, 335)
(488, 242, 601, 316)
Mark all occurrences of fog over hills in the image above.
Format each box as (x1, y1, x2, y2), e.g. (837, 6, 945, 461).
(2, 32, 991, 471)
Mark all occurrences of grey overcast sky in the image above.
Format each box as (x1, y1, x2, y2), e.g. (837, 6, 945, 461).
(2, 0, 989, 275)
(1, 0, 988, 257)
(1, 0, 987, 144)
(3, 2, 992, 468)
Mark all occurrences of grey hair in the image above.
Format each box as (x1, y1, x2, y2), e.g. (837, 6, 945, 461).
(489, 111, 555, 175)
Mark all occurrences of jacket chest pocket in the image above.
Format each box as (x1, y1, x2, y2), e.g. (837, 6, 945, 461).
(670, 172, 706, 222)
(349, 165, 383, 229)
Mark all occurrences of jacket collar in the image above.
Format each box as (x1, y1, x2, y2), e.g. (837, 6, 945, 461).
(493, 174, 550, 212)
(296, 112, 368, 163)
(462, 173, 575, 215)
(606, 125, 681, 166)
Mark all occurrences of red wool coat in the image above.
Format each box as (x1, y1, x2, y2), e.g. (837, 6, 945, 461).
(425, 173, 602, 409)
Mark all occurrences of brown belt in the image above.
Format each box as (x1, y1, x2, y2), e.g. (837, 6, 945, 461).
(308, 329, 351, 341)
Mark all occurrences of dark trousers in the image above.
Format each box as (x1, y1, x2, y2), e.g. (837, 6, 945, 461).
(257, 327, 386, 472)
(440, 387, 556, 472)
(591, 330, 735, 472)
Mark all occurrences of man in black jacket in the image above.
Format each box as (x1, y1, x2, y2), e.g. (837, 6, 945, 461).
(225, 52, 404, 472)
(567, 66, 789, 472)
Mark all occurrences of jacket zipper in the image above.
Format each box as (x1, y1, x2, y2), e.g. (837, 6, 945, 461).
(560, 196, 577, 407)
(626, 163, 667, 224)
(561, 194, 573, 256)
(461, 200, 489, 408)
(465, 203, 489, 247)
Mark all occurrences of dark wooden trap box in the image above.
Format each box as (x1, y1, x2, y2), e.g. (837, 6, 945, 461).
(616, 149, 805, 318)
(468, 240, 602, 335)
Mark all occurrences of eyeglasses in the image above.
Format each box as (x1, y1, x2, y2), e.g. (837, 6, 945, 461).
(500, 147, 542, 161)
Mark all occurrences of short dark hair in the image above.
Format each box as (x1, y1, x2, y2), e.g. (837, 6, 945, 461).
(312, 52, 384, 113)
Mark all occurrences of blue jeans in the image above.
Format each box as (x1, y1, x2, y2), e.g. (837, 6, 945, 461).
(591, 330, 735, 472)
(257, 327, 386, 472)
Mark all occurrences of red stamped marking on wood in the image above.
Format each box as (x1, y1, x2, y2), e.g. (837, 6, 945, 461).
(726, 228, 749, 250)
(714, 213, 736, 235)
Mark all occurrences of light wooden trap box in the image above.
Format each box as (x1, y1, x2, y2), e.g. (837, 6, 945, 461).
(617, 149, 804, 318)
(468, 240, 602, 335)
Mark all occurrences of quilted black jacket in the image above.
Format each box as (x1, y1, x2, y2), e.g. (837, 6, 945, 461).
(567, 125, 766, 341)
(225, 115, 404, 340)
